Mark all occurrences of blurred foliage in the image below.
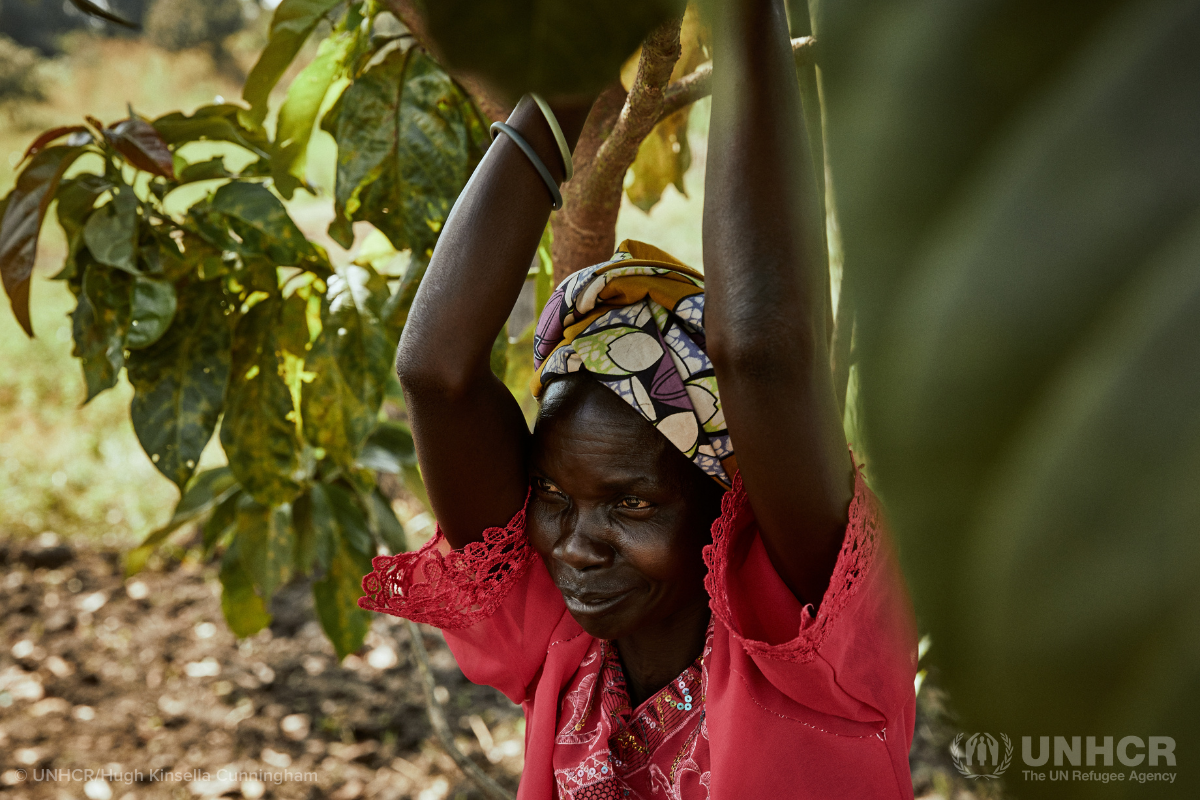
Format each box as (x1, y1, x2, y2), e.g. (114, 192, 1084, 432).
(144, 0, 246, 52)
(422, 0, 686, 101)
(0, 33, 43, 100)
(823, 0, 1200, 797)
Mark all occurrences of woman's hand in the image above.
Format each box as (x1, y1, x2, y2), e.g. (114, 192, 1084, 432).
(701, 0, 854, 608)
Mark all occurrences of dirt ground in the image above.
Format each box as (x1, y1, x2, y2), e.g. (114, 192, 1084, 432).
(0, 534, 1000, 800)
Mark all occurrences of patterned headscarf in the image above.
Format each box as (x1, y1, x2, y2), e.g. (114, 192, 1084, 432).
(531, 241, 737, 488)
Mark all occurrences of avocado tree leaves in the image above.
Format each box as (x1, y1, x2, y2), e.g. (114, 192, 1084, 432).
(52, 174, 113, 283)
(211, 181, 322, 268)
(307, 483, 375, 659)
(423, 0, 685, 100)
(235, 498, 295, 602)
(0, 144, 88, 336)
(103, 118, 176, 180)
(71, 262, 132, 402)
(21, 125, 89, 163)
(219, 530, 273, 638)
(83, 186, 140, 273)
(822, 1, 1200, 794)
(272, 32, 355, 199)
(153, 105, 271, 157)
(125, 467, 239, 575)
(127, 279, 229, 487)
(126, 276, 177, 349)
(301, 265, 392, 469)
(221, 298, 305, 506)
(243, 0, 345, 128)
(325, 47, 487, 252)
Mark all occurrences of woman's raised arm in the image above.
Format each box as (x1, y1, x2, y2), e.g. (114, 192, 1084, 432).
(396, 96, 591, 548)
(702, 0, 854, 607)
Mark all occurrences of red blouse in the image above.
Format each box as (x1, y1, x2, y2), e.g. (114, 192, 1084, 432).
(359, 460, 919, 799)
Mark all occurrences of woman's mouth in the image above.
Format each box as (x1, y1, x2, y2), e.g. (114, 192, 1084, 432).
(561, 588, 631, 616)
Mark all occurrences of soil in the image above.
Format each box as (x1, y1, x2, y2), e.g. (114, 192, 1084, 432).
(0, 534, 1000, 800)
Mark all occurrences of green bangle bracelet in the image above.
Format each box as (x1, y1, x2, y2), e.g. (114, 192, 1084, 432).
(489, 121, 564, 211)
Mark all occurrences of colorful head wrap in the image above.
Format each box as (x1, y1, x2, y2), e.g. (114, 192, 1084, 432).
(531, 240, 737, 488)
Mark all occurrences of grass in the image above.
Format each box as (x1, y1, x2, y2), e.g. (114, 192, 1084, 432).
(0, 34, 711, 547)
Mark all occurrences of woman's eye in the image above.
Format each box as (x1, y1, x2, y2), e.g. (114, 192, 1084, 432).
(619, 496, 652, 510)
(535, 477, 563, 495)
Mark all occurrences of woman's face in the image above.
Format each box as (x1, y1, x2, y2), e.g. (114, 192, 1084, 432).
(527, 376, 724, 641)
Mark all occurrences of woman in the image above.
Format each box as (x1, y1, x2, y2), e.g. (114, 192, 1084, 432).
(359, 0, 918, 796)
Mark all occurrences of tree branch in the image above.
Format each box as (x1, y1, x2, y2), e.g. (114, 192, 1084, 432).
(659, 36, 816, 122)
(580, 18, 684, 210)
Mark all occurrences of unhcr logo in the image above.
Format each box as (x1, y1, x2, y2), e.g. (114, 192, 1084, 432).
(950, 732, 1014, 780)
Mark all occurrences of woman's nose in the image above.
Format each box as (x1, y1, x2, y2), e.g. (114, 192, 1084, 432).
(554, 513, 613, 571)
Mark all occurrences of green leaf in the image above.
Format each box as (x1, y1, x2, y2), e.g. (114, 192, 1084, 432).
(221, 298, 304, 505)
(178, 156, 234, 183)
(362, 487, 406, 555)
(272, 32, 354, 200)
(125, 467, 239, 575)
(242, 0, 345, 128)
(127, 280, 230, 487)
(0, 144, 88, 336)
(71, 261, 132, 402)
(82, 186, 139, 273)
(625, 108, 691, 213)
(300, 266, 392, 469)
(153, 105, 271, 156)
(489, 323, 508, 380)
(309, 482, 374, 659)
(356, 420, 416, 474)
(424, 0, 684, 99)
(104, 117, 176, 180)
(218, 532, 273, 638)
(52, 174, 113, 283)
(203, 488, 243, 558)
(126, 276, 177, 349)
(327, 48, 487, 252)
(235, 497, 294, 602)
(823, 1, 1200, 791)
(210, 181, 319, 267)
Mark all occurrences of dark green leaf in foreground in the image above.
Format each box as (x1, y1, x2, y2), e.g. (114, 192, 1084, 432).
(126, 276, 177, 349)
(125, 467, 239, 575)
(301, 266, 392, 469)
(127, 280, 230, 487)
(235, 497, 294, 602)
(0, 145, 87, 335)
(326, 48, 487, 252)
(221, 298, 304, 505)
(424, 0, 685, 99)
(242, 0, 344, 128)
(83, 186, 140, 273)
(219, 532, 272, 638)
(203, 489, 243, 559)
(822, 2, 1200, 795)
(211, 181, 319, 267)
(71, 262, 132, 402)
(52, 174, 113, 283)
(309, 483, 374, 659)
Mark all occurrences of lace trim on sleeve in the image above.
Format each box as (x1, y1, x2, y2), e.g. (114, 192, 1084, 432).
(702, 454, 882, 663)
(358, 491, 537, 630)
